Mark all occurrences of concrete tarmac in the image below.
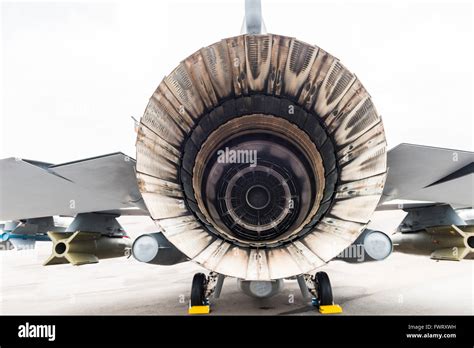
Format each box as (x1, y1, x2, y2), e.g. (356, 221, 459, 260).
(0, 217, 472, 315)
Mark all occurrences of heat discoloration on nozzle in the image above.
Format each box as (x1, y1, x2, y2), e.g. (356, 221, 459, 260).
(136, 33, 387, 280)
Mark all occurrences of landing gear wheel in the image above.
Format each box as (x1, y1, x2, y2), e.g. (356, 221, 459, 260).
(190, 273, 207, 306)
(315, 271, 333, 306)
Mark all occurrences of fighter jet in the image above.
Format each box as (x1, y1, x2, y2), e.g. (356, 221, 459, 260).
(0, 0, 472, 313)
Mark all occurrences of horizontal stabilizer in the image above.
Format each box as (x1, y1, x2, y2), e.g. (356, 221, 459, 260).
(383, 144, 473, 207)
(0, 153, 148, 221)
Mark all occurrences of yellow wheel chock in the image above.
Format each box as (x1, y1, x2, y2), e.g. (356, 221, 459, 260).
(188, 303, 210, 315)
(318, 304, 343, 314)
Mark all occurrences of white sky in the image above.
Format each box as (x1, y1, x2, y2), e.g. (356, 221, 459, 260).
(1, 0, 473, 164)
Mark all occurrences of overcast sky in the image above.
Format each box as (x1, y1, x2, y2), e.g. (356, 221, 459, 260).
(1, 0, 472, 164)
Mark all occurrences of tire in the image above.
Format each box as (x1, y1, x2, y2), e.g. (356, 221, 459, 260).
(315, 271, 333, 306)
(190, 273, 207, 306)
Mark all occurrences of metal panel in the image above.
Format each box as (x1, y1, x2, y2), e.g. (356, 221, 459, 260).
(244, 34, 272, 92)
(183, 51, 219, 110)
(266, 35, 291, 96)
(315, 60, 356, 118)
(283, 39, 318, 98)
(246, 249, 270, 280)
(402, 174, 473, 208)
(158, 216, 214, 259)
(0, 154, 146, 221)
(226, 36, 249, 96)
(164, 64, 205, 118)
(383, 143, 474, 207)
(213, 246, 250, 279)
(200, 40, 234, 100)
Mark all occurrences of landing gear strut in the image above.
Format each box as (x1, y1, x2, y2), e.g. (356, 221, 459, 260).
(188, 272, 225, 314)
(298, 271, 342, 314)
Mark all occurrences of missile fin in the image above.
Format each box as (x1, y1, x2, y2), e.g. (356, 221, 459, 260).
(47, 231, 71, 243)
(65, 252, 99, 266)
(430, 247, 470, 261)
(43, 254, 68, 266)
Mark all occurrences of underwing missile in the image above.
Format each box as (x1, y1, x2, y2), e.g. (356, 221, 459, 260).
(392, 225, 474, 261)
(43, 231, 132, 266)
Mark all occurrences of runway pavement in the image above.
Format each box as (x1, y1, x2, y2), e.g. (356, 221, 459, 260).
(0, 216, 472, 315)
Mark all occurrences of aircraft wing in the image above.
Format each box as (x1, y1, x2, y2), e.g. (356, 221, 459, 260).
(382, 143, 474, 208)
(0, 153, 148, 221)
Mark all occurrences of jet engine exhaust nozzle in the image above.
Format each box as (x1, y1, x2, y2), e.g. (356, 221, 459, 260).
(136, 34, 387, 280)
